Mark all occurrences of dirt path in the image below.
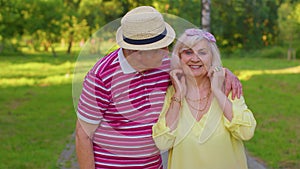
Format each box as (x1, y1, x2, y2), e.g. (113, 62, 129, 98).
(57, 132, 79, 169)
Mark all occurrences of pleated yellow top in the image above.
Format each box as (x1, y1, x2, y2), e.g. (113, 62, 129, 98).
(152, 86, 257, 169)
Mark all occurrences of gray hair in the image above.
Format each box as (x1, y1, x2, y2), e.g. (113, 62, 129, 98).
(171, 29, 222, 70)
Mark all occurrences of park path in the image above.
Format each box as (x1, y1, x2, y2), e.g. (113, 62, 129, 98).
(57, 132, 268, 169)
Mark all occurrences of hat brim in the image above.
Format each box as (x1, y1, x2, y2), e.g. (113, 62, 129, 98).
(116, 22, 175, 50)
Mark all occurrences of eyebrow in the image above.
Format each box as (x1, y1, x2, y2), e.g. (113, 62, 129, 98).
(180, 47, 208, 53)
(196, 48, 208, 52)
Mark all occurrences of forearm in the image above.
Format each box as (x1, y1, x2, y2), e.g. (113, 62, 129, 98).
(213, 90, 233, 121)
(165, 96, 181, 131)
(75, 120, 95, 169)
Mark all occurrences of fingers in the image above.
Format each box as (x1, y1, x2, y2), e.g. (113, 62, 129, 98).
(207, 68, 214, 77)
(208, 65, 223, 78)
(210, 66, 225, 94)
(228, 75, 243, 100)
(237, 79, 243, 98)
(224, 75, 231, 97)
(170, 69, 183, 78)
(170, 69, 185, 96)
(231, 79, 237, 100)
(231, 78, 243, 100)
(214, 66, 222, 72)
(170, 69, 183, 84)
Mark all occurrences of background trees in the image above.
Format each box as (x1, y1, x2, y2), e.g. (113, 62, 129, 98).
(0, 0, 299, 56)
(278, 1, 300, 60)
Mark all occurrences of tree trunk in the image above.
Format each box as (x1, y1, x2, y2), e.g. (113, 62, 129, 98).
(287, 48, 296, 60)
(50, 43, 57, 57)
(67, 33, 74, 54)
(201, 0, 211, 32)
(67, 40, 72, 54)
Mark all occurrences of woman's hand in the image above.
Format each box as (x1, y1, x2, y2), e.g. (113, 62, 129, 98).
(208, 66, 233, 121)
(208, 66, 225, 94)
(208, 66, 243, 99)
(170, 69, 186, 99)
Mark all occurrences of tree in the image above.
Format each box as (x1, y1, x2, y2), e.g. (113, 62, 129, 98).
(211, 0, 282, 52)
(0, 0, 27, 52)
(201, 0, 211, 31)
(278, 1, 300, 59)
(154, 0, 201, 27)
(61, 0, 89, 54)
(24, 0, 64, 56)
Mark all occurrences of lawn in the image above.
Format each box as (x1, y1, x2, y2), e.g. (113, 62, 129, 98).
(0, 53, 299, 169)
(223, 58, 300, 169)
(0, 52, 77, 169)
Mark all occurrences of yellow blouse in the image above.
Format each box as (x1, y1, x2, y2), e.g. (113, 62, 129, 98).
(152, 86, 256, 169)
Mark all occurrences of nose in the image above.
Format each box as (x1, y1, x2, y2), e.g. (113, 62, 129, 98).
(191, 53, 201, 61)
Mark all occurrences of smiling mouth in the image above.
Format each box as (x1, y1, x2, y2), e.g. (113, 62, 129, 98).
(189, 65, 203, 69)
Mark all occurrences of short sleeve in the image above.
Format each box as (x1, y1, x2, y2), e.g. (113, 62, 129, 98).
(77, 71, 110, 124)
(224, 95, 257, 141)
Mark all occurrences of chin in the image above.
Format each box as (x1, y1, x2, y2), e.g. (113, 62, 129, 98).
(148, 62, 162, 69)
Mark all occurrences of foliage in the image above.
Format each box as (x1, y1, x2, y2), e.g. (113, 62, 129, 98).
(221, 46, 287, 59)
(278, 2, 300, 48)
(1, 0, 300, 56)
(211, 0, 282, 51)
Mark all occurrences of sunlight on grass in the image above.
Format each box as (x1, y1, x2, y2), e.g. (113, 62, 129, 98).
(0, 61, 73, 87)
(237, 65, 300, 81)
(2, 61, 299, 87)
(0, 74, 72, 87)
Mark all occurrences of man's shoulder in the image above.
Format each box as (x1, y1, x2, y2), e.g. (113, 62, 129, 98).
(91, 48, 120, 75)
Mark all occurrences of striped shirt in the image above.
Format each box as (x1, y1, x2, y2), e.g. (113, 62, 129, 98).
(77, 48, 171, 169)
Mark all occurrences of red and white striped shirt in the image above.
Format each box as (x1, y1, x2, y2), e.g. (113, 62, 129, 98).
(77, 48, 171, 169)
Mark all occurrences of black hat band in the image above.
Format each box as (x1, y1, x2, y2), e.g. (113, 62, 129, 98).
(123, 29, 167, 45)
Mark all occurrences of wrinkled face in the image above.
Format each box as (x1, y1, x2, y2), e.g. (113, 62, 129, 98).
(138, 47, 169, 69)
(180, 40, 212, 77)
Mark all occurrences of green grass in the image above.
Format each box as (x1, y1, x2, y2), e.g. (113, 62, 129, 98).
(0, 52, 77, 169)
(0, 51, 300, 168)
(244, 74, 300, 169)
(222, 58, 300, 169)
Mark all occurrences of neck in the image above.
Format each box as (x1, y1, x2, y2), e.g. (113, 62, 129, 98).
(123, 49, 147, 72)
(186, 75, 211, 95)
(186, 75, 210, 89)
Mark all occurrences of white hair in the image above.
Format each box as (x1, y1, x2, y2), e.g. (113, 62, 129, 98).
(171, 29, 222, 70)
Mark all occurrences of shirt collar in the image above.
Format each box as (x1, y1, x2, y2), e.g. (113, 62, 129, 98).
(118, 48, 137, 74)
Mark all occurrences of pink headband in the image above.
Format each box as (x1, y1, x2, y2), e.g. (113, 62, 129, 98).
(185, 28, 216, 43)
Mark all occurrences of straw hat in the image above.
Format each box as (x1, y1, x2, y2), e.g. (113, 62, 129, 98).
(116, 6, 176, 50)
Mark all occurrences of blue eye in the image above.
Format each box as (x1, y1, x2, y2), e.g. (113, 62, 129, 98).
(183, 49, 193, 55)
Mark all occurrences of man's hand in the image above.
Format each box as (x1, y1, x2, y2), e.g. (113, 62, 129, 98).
(224, 68, 243, 99)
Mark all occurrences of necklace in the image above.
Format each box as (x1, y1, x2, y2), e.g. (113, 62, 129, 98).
(186, 91, 211, 112)
(186, 90, 211, 102)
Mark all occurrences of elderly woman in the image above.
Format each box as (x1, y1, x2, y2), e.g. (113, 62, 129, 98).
(152, 28, 257, 169)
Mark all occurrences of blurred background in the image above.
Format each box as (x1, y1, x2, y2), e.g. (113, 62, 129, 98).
(0, 0, 300, 169)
